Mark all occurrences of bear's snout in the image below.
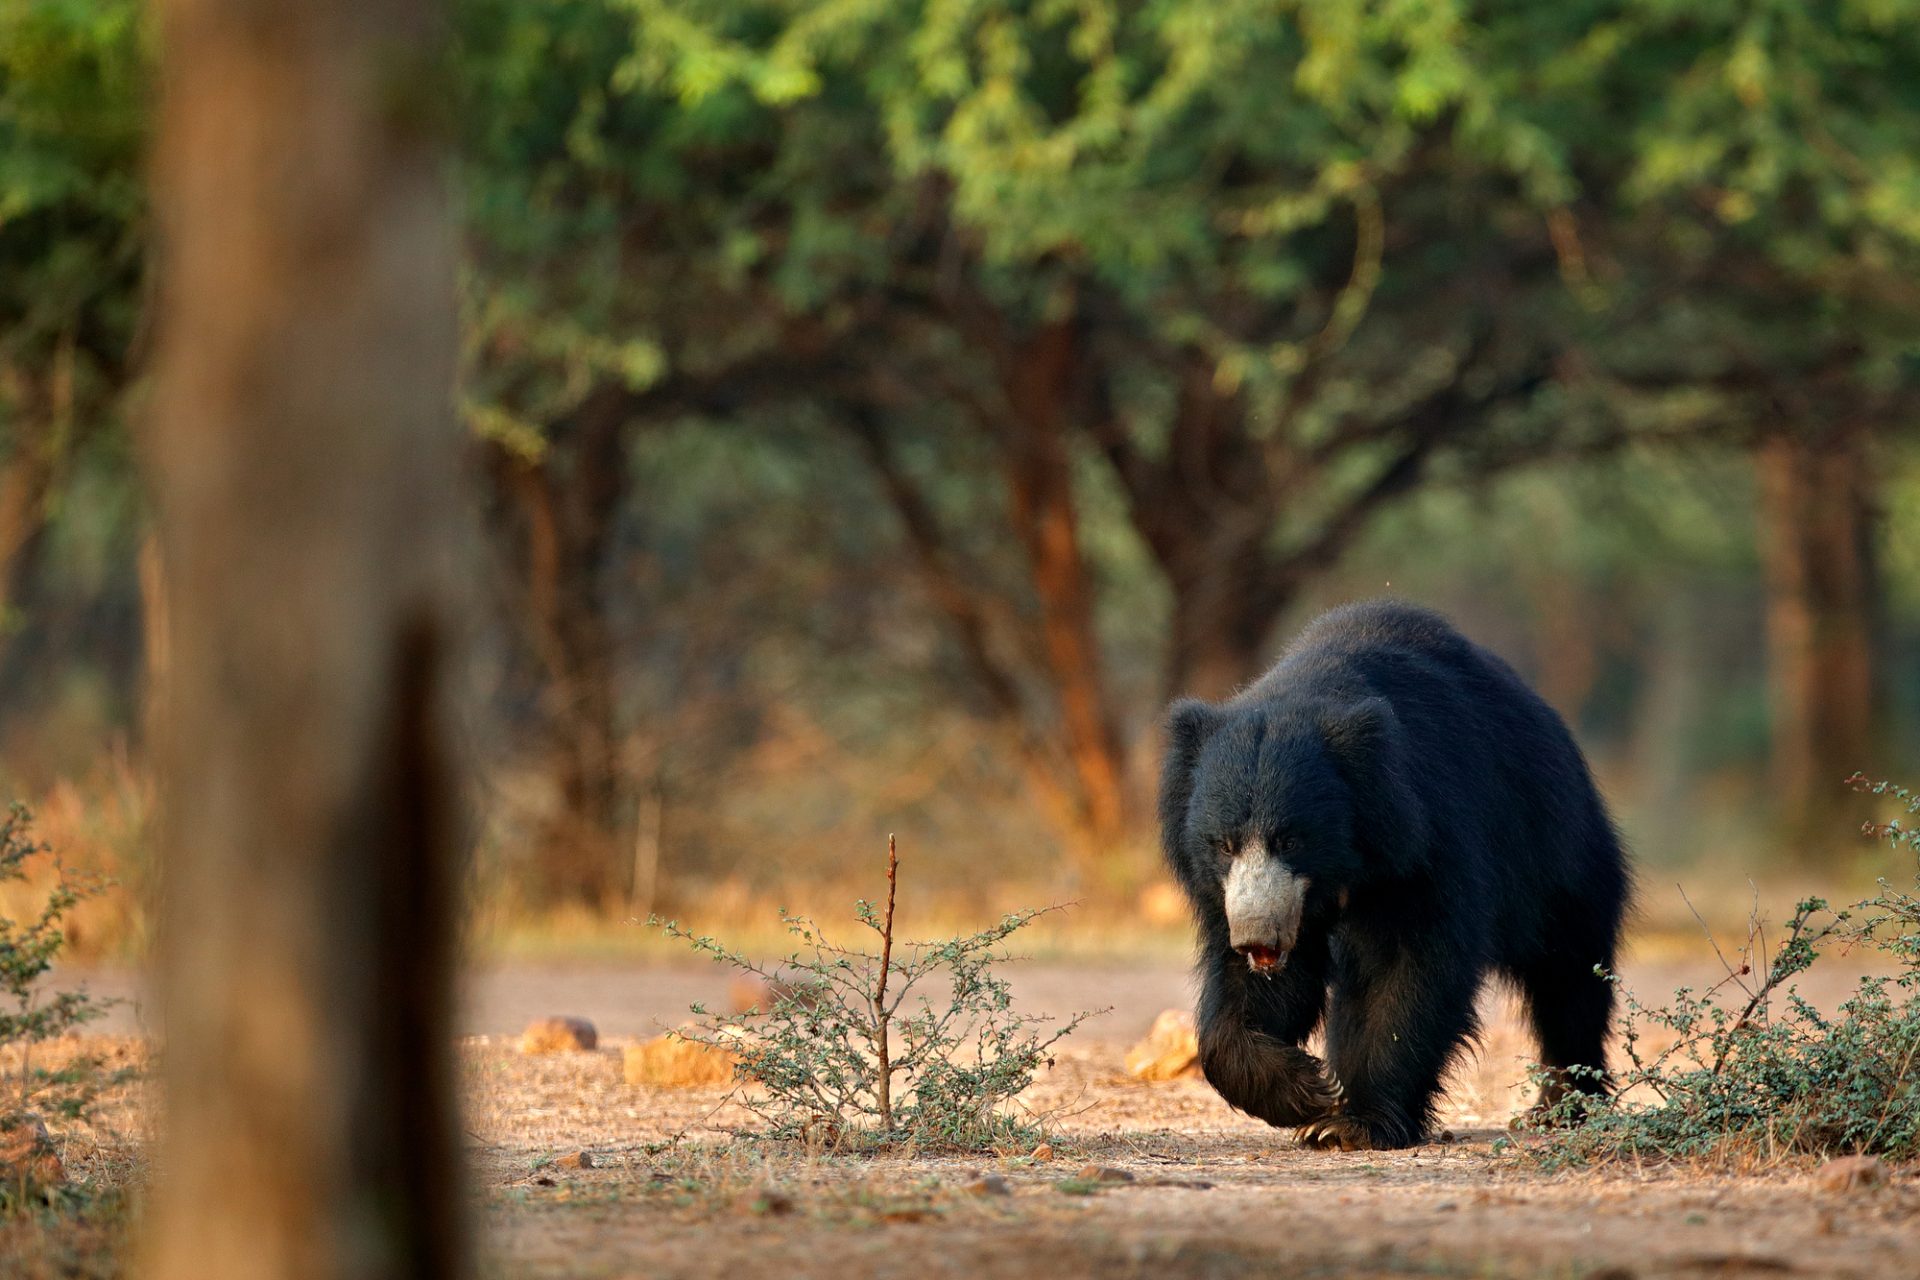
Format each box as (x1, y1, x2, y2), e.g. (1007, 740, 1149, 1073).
(1223, 840, 1308, 966)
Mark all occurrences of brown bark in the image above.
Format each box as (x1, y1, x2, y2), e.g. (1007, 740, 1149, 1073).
(1165, 579, 1282, 703)
(1531, 575, 1604, 723)
(999, 321, 1131, 860)
(486, 385, 632, 909)
(0, 354, 70, 622)
(845, 414, 1100, 862)
(1094, 326, 1531, 704)
(1755, 427, 1881, 842)
(141, 1, 469, 1277)
(482, 351, 849, 909)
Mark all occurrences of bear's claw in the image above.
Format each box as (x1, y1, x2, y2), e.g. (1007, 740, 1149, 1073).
(1297, 1077, 1389, 1150)
(1296, 1113, 1383, 1151)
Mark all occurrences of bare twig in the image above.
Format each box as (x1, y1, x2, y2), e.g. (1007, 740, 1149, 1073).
(873, 833, 898, 1133)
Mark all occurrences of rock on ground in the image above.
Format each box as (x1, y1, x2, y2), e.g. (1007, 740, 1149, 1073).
(518, 1016, 598, 1055)
(1124, 1008, 1199, 1081)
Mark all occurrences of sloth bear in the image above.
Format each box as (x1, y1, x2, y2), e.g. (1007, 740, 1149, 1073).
(1159, 600, 1629, 1150)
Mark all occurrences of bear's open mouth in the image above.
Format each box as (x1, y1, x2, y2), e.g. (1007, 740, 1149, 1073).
(1242, 944, 1284, 974)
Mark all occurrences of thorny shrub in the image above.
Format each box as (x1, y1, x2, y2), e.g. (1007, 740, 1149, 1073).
(653, 837, 1099, 1152)
(1524, 776, 1920, 1166)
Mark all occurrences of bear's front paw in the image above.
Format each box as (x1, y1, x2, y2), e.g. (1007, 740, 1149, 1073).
(1297, 1105, 1418, 1151)
(1296, 1113, 1381, 1151)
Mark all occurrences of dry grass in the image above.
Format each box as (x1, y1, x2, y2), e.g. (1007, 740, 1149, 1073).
(0, 1036, 148, 1280)
(5, 957, 1920, 1279)
(465, 1017, 1920, 1280)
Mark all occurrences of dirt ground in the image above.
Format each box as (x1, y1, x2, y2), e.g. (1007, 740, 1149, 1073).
(460, 955, 1917, 1280)
(22, 954, 1920, 1279)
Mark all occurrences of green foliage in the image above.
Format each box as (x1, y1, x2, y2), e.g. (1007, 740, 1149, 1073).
(0, 0, 145, 378)
(1524, 778, 1920, 1166)
(14, 1, 1920, 475)
(654, 842, 1097, 1151)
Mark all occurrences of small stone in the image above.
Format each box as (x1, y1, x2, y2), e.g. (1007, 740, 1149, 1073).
(1030, 1142, 1054, 1162)
(1817, 1155, 1888, 1193)
(0, 1114, 64, 1193)
(552, 1151, 594, 1171)
(1124, 1009, 1200, 1081)
(965, 1173, 1012, 1196)
(1075, 1164, 1135, 1184)
(518, 1016, 598, 1055)
(1434, 1201, 1459, 1212)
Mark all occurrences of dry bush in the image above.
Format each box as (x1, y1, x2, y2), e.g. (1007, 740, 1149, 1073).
(1524, 776, 1920, 1167)
(654, 837, 1099, 1152)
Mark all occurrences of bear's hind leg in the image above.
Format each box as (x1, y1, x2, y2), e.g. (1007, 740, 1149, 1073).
(1515, 942, 1616, 1118)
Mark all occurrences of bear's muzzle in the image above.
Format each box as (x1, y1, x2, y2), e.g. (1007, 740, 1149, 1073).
(1223, 840, 1309, 975)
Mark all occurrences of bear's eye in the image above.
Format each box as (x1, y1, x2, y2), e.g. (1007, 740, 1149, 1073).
(1214, 837, 1237, 858)
(1277, 834, 1302, 854)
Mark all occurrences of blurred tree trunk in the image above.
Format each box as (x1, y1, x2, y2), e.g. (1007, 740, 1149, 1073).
(1093, 339, 1516, 703)
(484, 383, 632, 910)
(141, 0, 469, 1277)
(1530, 575, 1605, 723)
(0, 346, 78, 638)
(846, 424, 1133, 874)
(0, 387, 55, 623)
(1165, 570, 1290, 703)
(999, 321, 1132, 864)
(1630, 584, 1707, 840)
(1755, 426, 1881, 842)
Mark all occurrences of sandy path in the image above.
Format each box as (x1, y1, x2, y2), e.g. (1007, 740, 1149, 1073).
(50, 959, 1197, 1043)
(451, 954, 1910, 1280)
(41, 954, 1916, 1278)
(470, 1027, 1920, 1280)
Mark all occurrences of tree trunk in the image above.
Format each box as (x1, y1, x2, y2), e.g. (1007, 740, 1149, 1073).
(486, 385, 632, 909)
(1163, 564, 1287, 703)
(141, 1, 469, 1277)
(1754, 427, 1881, 844)
(0, 394, 55, 623)
(1530, 574, 1605, 724)
(1000, 322, 1131, 872)
(0, 348, 77, 659)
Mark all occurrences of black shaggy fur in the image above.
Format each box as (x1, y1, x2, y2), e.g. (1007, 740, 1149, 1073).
(1160, 600, 1631, 1150)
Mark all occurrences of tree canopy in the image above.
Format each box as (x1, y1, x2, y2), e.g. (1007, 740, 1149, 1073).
(4, 0, 1919, 897)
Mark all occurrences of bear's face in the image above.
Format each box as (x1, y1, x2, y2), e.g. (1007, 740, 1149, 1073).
(1160, 704, 1362, 974)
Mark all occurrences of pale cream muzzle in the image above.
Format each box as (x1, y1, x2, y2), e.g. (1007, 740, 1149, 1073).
(1223, 838, 1309, 975)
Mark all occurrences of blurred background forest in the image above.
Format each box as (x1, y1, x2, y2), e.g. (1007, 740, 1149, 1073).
(3, 0, 1919, 957)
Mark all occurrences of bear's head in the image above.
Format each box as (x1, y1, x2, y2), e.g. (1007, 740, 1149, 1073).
(1158, 694, 1429, 975)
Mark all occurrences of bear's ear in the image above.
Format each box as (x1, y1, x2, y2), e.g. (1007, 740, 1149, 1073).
(1157, 698, 1219, 863)
(1320, 697, 1430, 878)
